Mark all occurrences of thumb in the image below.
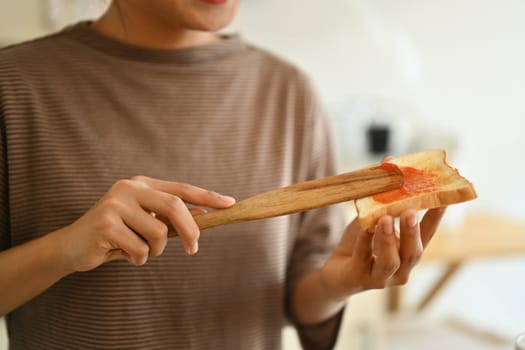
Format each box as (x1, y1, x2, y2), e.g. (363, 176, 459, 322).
(336, 218, 364, 255)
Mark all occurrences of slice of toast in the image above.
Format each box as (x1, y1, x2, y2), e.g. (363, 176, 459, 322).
(354, 149, 477, 229)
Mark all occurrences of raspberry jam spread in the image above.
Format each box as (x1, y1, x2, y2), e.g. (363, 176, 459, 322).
(373, 163, 437, 204)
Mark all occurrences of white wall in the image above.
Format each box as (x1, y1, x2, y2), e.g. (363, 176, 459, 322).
(0, 0, 109, 45)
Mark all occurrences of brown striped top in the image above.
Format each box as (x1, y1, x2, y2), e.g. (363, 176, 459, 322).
(0, 23, 347, 350)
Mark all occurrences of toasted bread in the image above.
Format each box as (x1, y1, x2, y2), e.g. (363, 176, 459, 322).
(354, 149, 477, 229)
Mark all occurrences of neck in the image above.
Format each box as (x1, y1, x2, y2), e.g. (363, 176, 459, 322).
(92, 4, 220, 50)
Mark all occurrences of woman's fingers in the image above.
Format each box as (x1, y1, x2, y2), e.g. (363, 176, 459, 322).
(349, 226, 375, 276)
(131, 177, 236, 255)
(109, 224, 151, 266)
(371, 208, 444, 286)
(108, 177, 226, 256)
(325, 207, 449, 296)
(330, 208, 447, 294)
(394, 209, 423, 284)
(336, 218, 364, 256)
(63, 177, 234, 272)
(131, 176, 235, 208)
(121, 204, 169, 257)
(149, 208, 206, 228)
(370, 216, 400, 286)
(123, 177, 236, 256)
(136, 190, 200, 255)
(107, 179, 200, 255)
(189, 208, 207, 216)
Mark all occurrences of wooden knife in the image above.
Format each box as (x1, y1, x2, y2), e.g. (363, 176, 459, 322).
(167, 164, 403, 237)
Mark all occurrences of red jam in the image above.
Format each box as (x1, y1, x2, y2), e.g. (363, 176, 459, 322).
(373, 165, 437, 204)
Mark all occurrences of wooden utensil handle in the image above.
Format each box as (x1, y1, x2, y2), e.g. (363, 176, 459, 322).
(168, 164, 403, 237)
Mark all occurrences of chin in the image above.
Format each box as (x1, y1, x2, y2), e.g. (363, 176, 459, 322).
(191, 18, 233, 31)
(183, 0, 238, 31)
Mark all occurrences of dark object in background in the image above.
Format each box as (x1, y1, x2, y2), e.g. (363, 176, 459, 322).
(367, 124, 390, 155)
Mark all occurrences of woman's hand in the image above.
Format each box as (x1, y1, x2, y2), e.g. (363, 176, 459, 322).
(319, 207, 446, 299)
(55, 176, 235, 273)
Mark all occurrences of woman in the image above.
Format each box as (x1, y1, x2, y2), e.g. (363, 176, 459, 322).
(0, 1, 445, 349)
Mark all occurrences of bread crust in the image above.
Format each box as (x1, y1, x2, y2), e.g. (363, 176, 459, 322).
(355, 149, 477, 229)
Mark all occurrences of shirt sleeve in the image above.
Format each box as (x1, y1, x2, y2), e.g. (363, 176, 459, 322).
(0, 111, 10, 251)
(285, 74, 349, 349)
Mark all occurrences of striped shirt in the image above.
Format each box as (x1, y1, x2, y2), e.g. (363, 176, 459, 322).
(0, 23, 346, 350)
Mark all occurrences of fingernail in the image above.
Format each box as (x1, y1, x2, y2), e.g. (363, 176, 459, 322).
(383, 220, 393, 235)
(217, 193, 235, 204)
(186, 241, 199, 255)
(408, 214, 418, 228)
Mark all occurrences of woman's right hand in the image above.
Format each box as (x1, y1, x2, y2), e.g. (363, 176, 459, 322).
(55, 176, 236, 272)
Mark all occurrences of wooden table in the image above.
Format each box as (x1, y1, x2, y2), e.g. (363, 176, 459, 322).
(388, 212, 525, 312)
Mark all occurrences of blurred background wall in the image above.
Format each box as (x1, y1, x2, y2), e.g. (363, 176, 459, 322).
(231, 2, 525, 343)
(1, 1, 524, 349)
(228, 0, 525, 221)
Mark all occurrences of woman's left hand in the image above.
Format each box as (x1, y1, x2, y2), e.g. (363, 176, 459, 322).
(320, 207, 446, 298)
